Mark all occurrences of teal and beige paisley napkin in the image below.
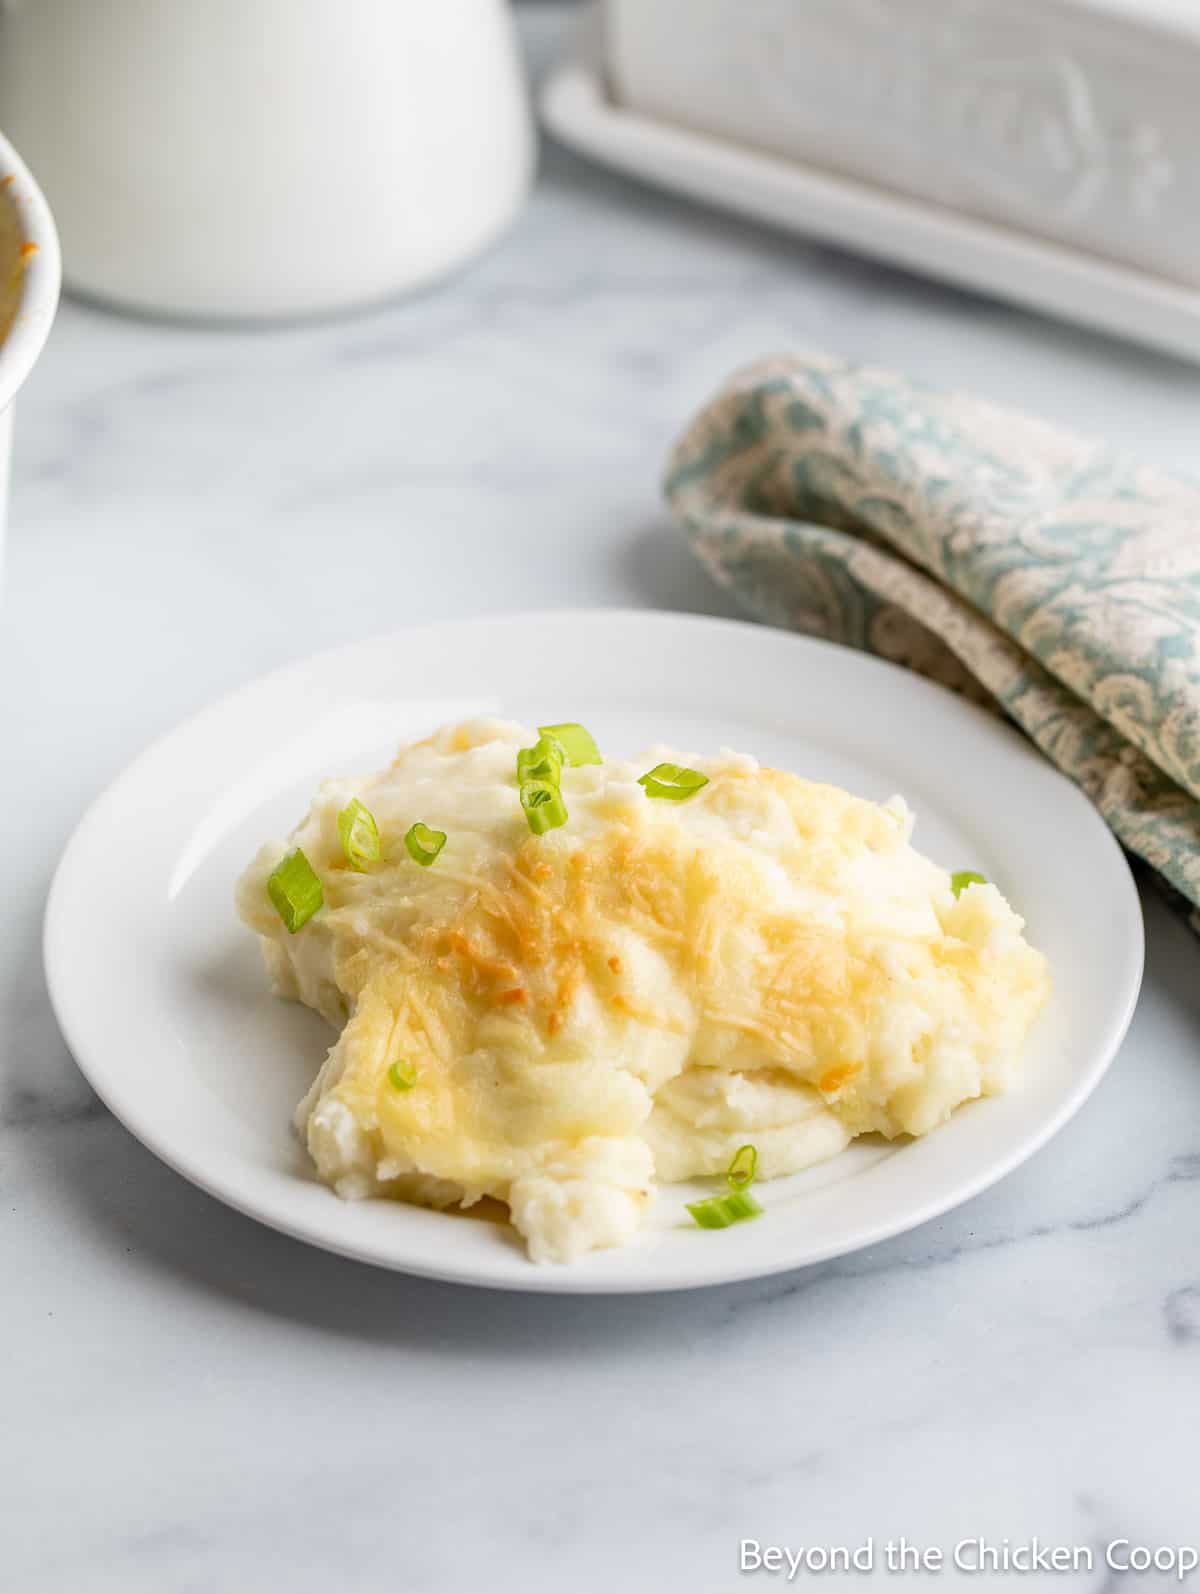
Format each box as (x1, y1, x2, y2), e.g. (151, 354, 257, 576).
(665, 353, 1200, 922)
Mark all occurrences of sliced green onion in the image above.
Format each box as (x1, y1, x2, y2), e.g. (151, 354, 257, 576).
(727, 1143, 758, 1192)
(266, 848, 323, 934)
(515, 729, 577, 834)
(538, 722, 602, 767)
(404, 821, 446, 867)
(951, 870, 987, 898)
(686, 1189, 763, 1230)
(638, 762, 709, 801)
(521, 779, 568, 836)
(337, 798, 381, 872)
(516, 734, 563, 788)
(387, 1060, 418, 1091)
(687, 1196, 736, 1230)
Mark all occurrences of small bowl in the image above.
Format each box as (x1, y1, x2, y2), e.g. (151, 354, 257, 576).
(0, 130, 61, 584)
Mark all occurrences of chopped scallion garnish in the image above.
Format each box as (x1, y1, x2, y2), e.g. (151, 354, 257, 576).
(404, 821, 446, 867)
(521, 779, 568, 835)
(727, 1143, 758, 1192)
(686, 1189, 763, 1229)
(387, 1060, 418, 1091)
(516, 727, 579, 835)
(517, 734, 563, 787)
(687, 1196, 735, 1230)
(951, 870, 987, 898)
(687, 1145, 762, 1229)
(337, 798, 381, 872)
(638, 762, 709, 801)
(266, 848, 323, 934)
(539, 722, 602, 767)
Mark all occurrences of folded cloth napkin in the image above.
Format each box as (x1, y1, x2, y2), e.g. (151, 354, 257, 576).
(665, 353, 1200, 924)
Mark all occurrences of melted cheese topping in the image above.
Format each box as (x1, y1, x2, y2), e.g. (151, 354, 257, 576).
(237, 718, 1050, 1262)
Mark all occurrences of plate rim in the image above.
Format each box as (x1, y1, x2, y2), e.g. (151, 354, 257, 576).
(44, 607, 1145, 1293)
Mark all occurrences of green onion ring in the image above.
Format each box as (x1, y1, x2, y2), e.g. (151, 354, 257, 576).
(538, 722, 602, 767)
(337, 798, 381, 872)
(638, 762, 709, 801)
(266, 848, 324, 934)
(404, 821, 447, 867)
(726, 1144, 758, 1192)
(950, 870, 987, 898)
(521, 779, 568, 835)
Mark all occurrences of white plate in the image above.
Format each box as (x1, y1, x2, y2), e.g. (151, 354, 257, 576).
(540, 13, 1200, 364)
(44, 610, 1143, 1294)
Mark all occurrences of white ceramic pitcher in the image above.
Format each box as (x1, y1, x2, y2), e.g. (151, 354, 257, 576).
(0, 0, 535, 319)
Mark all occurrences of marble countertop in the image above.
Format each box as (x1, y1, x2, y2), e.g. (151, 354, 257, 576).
(4, 9, 1199, 1591)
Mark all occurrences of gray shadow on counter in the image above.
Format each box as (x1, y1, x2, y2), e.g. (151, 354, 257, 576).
(620, 516, 749, 621)
(46, 1106, 836, 1357)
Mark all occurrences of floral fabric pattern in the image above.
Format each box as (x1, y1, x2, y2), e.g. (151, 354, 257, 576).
(665, 353, 1200, 921)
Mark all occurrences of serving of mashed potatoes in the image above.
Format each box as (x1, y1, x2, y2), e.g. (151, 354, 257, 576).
(236, 718, 1050, 1263)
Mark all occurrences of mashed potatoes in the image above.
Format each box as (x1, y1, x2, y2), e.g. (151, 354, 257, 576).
(237, 718, 1050, 1262)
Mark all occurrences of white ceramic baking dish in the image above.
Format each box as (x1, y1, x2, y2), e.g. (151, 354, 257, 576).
(542, 8, 1200, 360)
(0, 131, 60, 592)
(605, 0, 1200, 290)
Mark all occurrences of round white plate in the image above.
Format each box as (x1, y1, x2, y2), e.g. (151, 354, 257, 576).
(45, 610, 1143, 1294)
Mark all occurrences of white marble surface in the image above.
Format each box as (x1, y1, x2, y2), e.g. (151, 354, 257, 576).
(4, 9, 1200, 1591)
